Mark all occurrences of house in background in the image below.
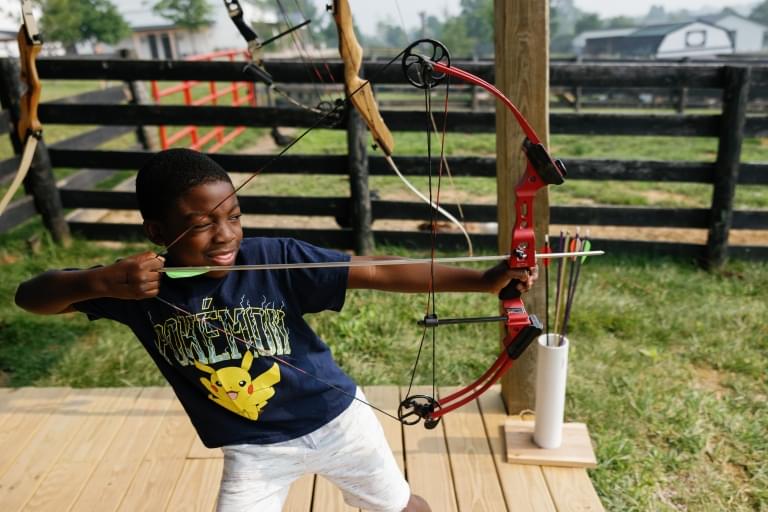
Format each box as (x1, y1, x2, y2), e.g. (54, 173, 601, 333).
(572, 28, 636, 57)
(699, 9, 768, 53)
(580, 21, 735, 59)
(91, 0, 278, 59)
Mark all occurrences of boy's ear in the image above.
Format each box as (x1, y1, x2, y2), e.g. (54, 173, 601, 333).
(143, 220, 166, 247)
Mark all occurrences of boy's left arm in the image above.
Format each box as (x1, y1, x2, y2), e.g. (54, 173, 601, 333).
(347, 256, 537, 295)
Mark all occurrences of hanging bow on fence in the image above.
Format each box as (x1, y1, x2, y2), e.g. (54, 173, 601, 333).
(223, 0, 338, 118)
(0, 0, 43, 215)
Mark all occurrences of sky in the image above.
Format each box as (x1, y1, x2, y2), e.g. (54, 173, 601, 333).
(344, 0, 759, 34)
(0, 0, 759, 33)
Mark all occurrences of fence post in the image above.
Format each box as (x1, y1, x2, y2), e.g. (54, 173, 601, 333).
(119, 49, 158, 150)
(705, 65, 750, 269)
(495, 0, 550, 413)
(347, 105, 374, 254)
(0, 57, 70, 245)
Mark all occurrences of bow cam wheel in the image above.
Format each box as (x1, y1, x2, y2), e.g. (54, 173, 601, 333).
(398, 394, 441, 428)
(402, 39, 451, 90)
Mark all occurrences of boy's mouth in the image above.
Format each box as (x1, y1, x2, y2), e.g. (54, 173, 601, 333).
(208, 249, 237, 266)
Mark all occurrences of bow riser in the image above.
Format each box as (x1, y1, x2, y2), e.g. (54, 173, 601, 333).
(18, 0, 42, 142)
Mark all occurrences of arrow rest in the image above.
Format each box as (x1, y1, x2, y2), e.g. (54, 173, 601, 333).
(402, 39, 450, 90)
(398, 394, 441, 429)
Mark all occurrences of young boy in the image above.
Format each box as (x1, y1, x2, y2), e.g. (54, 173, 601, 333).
(15, 148, 536, 512)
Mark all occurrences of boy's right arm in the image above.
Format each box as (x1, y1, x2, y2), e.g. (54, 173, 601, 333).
(15, 251, 164, 315)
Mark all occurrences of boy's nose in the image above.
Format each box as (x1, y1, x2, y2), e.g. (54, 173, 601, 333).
(214, 220, 237, 242)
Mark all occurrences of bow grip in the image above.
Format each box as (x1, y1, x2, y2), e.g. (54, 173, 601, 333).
(498, 279, 522, 300)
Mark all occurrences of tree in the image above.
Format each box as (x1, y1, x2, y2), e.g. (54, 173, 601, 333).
(153, 0, 214, 30)
(606, 16, 636, 29)
(750, 0, 768, 25)
(40, 0, 130, 54)
(574, 14, 602, 35)
(373, 20, 408, 48)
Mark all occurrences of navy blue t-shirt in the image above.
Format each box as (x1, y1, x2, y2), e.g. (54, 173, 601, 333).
(73, 238, 356, 447)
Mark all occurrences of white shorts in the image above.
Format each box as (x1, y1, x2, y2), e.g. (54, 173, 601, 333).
(216, 388, 411, 512)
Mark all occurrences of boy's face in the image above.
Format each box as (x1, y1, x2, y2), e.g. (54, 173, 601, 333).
(147, 180, 243, 278)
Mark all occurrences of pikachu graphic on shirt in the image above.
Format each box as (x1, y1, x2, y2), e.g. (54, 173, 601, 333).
(195, 351, 280, 420)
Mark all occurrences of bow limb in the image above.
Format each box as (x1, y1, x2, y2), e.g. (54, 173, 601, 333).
(331, 0, 472, 254)
(0, 0, 42, 216)
(223, 0, 331, 117)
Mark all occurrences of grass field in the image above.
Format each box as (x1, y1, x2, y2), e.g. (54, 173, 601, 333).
(1, 79, 767, 510)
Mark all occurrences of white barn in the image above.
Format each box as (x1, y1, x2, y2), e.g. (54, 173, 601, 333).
(699, 10, 768, 53)
(582, 21, 735, 59)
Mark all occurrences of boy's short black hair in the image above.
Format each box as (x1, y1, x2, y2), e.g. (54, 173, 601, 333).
(135, 148, 233, 220)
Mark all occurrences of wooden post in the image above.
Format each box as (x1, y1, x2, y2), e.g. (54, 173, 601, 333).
(347, 104, 374, 254)
(676, 87, 688, 114)
(705, 66, 751, 269)
(494, 0, 550, 413)
(119, 49, 158, 150)
(0, 57, 70, 245)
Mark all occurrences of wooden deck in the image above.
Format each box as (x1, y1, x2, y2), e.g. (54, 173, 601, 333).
(0, 386, 604, 511)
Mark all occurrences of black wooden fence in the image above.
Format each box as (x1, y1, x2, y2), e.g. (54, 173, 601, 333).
(1, 57, 767, 265)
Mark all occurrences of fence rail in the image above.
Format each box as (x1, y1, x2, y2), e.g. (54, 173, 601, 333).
(0, 58, 767, 264)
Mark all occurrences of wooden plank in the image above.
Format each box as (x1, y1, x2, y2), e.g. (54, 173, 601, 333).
(477, 391, 556, 512)
(283, 473, 315, 512)
(0, 388, 73, 476)
(542, 466, 604, 512)
(165, 458, 223, 512)
(0, 389, 121, 511)
(145, 397, 198, 461)
(0, 387, 69, 431)
(187, 436, 223, 459)
(116, 398, 198, 511)
(363, 386, 404, 471)
(70, 387, 176, 512)
(36, 57, 732, 88)
(439, 386, 508, 512)
(38, 104, 326, 129)
(117, 458, 185, 512)
(402, 386, 458, 512)
(23, 388, 139, 512)
(505, 421, 597, 468)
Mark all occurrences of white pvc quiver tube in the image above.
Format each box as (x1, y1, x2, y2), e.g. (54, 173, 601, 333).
(533, 333, 569, 449)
